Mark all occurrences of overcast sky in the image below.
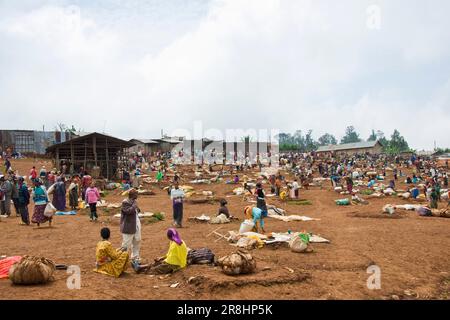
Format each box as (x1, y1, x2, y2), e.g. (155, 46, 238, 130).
(1, 0, 449, 150)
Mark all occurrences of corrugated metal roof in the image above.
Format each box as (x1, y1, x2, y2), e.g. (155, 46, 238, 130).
(131, 139, 159, 144)
(316, 140, 381, 152)
(46, 132, 134, 152)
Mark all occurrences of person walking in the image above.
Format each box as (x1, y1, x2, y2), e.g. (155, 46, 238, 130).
(17, 177, 30, 225)
(30, 166, 37, 182)
(85, 182, 100, 221)
(4, 158, 11, 174)
(170, 181, 185, 228)
(120, 189, 142, 265)
(31, 179, 51, 227)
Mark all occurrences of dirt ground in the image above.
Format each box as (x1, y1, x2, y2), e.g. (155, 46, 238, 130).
(1, 158, 449, 300)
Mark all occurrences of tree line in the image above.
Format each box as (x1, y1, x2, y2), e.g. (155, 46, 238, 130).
(277, 126, 411, 154)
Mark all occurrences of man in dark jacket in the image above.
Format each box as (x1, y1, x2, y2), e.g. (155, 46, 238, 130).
(17, 177, 30, 225)
(12, 176, 20, 216)
(120, 189, 141, 264)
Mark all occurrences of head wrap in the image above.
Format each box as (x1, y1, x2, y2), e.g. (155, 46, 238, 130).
(167, 228, 183, 245)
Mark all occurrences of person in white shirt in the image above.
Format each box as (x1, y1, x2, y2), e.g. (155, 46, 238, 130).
(292, 179, 300, 199)
(170, 181, 185, 228)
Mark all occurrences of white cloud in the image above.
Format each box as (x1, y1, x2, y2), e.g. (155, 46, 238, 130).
(0, 0, 449, 149)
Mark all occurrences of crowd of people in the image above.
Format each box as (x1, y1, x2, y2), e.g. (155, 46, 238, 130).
(1, 148, 449, 279)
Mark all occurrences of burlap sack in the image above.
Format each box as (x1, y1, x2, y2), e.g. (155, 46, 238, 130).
(9, 256, 55, 285)
(217, 250, 256, 275)
(289, 236, 308, 253)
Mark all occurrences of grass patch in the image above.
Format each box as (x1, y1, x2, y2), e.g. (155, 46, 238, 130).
(143, 212, 165, 224)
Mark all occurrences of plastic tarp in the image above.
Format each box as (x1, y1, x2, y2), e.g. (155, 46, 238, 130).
(55, 211, 77, 216)
(0, 256, 22, 279)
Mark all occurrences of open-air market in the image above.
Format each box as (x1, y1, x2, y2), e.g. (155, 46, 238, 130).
(0, 130, 449, 299)
(1, 0, 450, 305)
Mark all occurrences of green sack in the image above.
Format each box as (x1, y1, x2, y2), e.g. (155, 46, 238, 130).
(335, 198, 350, 206)
(298, 233, 310, 244)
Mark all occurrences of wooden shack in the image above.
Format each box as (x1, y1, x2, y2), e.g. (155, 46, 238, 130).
(46, 132, 135, 179)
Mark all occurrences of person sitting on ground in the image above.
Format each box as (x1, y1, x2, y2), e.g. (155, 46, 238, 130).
(233, 175, 240, 184)
(244, 206, 267, 234)
(94, 227, 129, 278)
(217, 199, 230, 218)
(135, 228, 188, 275)
(367, 178, 376, 188)
(410, 186, 420, 199)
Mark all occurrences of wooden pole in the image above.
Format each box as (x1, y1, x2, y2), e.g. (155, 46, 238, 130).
(56, 147, 60, 171)
(106, 138, 109, 180)
(93, 135, 97, 167)
(84, 141, 87, 170)
(70, 142, 74, 174)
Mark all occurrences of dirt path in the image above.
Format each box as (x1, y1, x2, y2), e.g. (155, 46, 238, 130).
(1, 158, 449, 300)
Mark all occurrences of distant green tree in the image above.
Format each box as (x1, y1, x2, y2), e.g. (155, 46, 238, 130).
(367, 130, 377, 141)
(318, 133, 337, 146)
(434, 148, 450, 155)
(374, 130, 388, 148)
(305, 130, 318, 151)
(385, 130, 410, 154)
(340, 126, 361, 144)
(277, 130, 318, 151)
